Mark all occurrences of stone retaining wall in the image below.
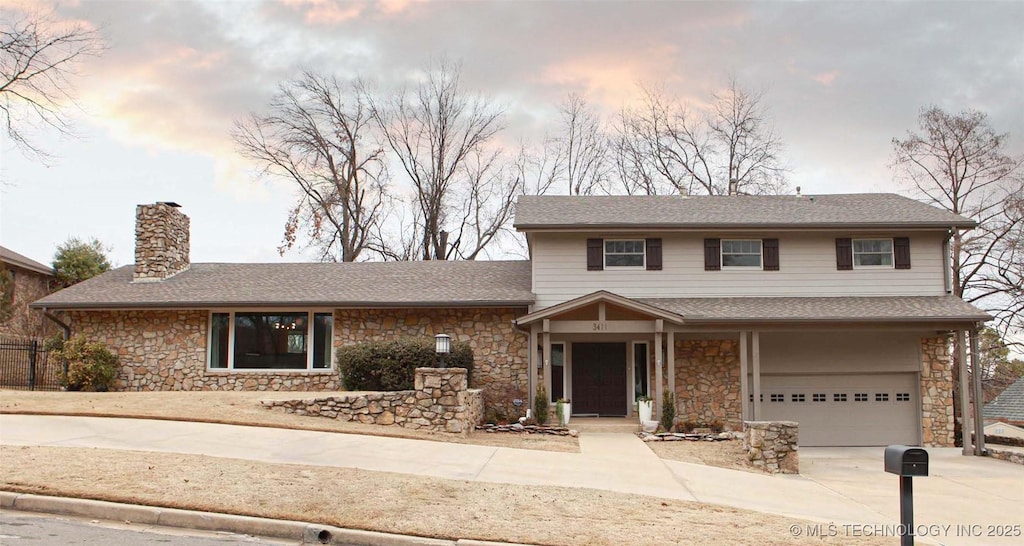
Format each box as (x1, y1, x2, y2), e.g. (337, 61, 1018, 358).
(262, 368, 482, 434)
(743, 421, 799, 474)
(987, 447, 1024, 466)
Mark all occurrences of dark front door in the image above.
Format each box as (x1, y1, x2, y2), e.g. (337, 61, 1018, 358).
(571, 343, 627, 416)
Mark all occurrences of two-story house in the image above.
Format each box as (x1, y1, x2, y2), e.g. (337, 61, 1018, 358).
(31, 195, 989, 447)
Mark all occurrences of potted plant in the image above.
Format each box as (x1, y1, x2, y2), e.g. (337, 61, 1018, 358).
(636, 395, 653, 423)
(555, 398, 571, 426)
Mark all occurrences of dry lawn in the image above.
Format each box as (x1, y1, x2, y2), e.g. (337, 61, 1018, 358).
(0, 390, 576, 452)
(646, 439, 761, 473)
(1, 445, 888, 546)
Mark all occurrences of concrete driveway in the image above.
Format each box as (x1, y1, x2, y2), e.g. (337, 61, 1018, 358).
(796, 447, 1024, 545)
(2, 415, 1022, 545)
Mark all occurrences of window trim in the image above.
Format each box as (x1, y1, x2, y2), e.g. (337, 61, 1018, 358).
(852, 238, 894, 269)
(720, 239, 763, 270)
(603, 239, 646, 268)
(207, 309, 335, 372)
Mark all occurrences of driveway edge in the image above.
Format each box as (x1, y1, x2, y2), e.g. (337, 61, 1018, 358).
(0, 491, 527, 546)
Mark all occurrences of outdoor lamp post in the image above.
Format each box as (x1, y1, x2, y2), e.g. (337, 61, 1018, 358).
(434, 333, 451, 368)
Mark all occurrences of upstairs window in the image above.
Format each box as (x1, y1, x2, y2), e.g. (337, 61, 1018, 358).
(721, 239, 762, 268)
(588, 238, 661, 270)
(605, 240, 645, 267)
(853, 239, 893, 268)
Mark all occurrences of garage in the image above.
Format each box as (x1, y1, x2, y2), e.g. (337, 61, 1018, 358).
(759, 373, 920, 446)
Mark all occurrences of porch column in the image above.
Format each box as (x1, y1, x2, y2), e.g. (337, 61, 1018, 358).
(528, 324, 539, 406)
(542, 319, 552, 402)
(970, 325, 986, 456)
(666, 330, 675, 412)
(739, 331, 749, 422)
(956, 329, 971, 456)
(752, 331, 762, 420)
(655, 319, 664, 421)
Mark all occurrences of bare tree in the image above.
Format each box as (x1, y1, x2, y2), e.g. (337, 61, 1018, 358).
(614, 79, 788, 195)
(233, 72, 388, 262)
(555, 93, 610, 195)
(1, 8, 104, 162)
(892, 106, 1024, 343)
(370, 60, 517, 260)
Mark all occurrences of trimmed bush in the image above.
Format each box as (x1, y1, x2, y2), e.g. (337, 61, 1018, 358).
(533, 386, 550, 424)
(336, 338, 474, 391)
(51, 335, 119, 392)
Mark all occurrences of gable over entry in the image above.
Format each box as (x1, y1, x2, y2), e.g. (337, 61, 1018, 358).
(515, 291, 685, 418)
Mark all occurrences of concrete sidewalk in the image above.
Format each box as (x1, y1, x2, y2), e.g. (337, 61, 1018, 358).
(2, 415, 1022, 546)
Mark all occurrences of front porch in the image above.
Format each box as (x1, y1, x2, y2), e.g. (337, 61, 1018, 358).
(515, 290, 985, 449)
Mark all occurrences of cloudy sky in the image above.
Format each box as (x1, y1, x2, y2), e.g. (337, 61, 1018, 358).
(1, 0, 1022, 268)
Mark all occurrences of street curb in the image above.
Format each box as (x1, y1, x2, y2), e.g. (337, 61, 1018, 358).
(0, 492, 529, 545)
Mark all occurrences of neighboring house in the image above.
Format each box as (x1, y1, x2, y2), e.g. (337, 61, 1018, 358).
(983, 421, 1024, 441)
(31, 196, 990, 447)
(1, 246, 57, 338)
(983, 376, 1024, 431)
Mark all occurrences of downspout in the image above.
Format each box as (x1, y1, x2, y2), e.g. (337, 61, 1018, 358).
(970, 323, 986, 456)
(41, 307, 70, 341)
(942, 229, 953, 294)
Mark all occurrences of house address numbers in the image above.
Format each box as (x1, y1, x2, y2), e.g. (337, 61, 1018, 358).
(592, 322, 608, 331)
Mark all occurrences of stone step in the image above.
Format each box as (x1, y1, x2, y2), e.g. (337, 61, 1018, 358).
(570, 417, 642, 434)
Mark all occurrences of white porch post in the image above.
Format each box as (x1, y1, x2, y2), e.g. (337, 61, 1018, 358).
(655, 319, 664, 421)
(970, 326, 986, 456)
(666, 330, 675, 418)
(752, 331, 762, 421)
(528, 324, 539, 405)
(542, 319, 552, 401)
(740, 331, 750, 422)
(957, 330, 971, 456)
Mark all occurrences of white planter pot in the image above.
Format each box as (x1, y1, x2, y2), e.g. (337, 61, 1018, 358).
(557, 402, 572, 426)
(637, 400, 653, 423)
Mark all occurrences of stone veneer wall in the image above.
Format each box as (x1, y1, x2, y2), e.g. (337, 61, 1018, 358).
(0, 267, 57, 338)
(69, 310, 341, 391)
(673, 339, 742, 431)
(743, 421, 799, 474)
(262, 368, 482, 433)
(920, 336, 955, 447)
(334, 308, 528, 401)
(134, 203, 190, 282)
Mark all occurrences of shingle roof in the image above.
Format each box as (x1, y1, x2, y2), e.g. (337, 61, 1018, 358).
(1, 246, 54, 277)
(984, 377, 1024, 425)
(637, 295, 991, 323)
(31, 261, 534, 310)
(514, 193, 977, 230)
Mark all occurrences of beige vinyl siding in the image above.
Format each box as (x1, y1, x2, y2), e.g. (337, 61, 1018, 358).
(757, 331, 922, 374)
(531, 232, 947, 309)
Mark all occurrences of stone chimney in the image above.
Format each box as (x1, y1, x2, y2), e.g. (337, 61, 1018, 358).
(134, 202, 190, 282)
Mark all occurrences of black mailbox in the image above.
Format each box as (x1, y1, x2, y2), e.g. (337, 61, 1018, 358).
(884, 445, 929, 477)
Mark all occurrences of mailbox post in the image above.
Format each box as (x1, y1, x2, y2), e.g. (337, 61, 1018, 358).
(884, 445, 929, 546)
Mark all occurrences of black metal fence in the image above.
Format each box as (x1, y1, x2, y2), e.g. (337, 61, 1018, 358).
(0, 337, 61, 391)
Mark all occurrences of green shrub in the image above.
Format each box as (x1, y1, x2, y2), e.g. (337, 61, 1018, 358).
(660, 390, 676, 432)
(336, 338, 474, 391)
(51, 335, 119, 392)
(533, 386, 550, 424)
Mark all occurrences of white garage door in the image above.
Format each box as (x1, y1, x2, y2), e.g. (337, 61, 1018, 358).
(759, 374, 919, 447)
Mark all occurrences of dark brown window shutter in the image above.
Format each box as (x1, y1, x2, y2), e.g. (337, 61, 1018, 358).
(646, 238, 662, 270)
(762, 238, 779, 271)
(836, 238, 853, 270)
(587, 238, 603, 271)
(894, 237, 911, 269)
(704, 238, 721, 271)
